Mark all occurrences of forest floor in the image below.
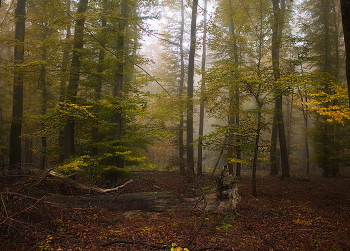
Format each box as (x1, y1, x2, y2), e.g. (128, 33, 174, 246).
(1, 170, 350, 250)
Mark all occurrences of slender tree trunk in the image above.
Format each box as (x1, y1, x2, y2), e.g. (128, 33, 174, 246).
(109, 0, 128, 188)
(92, 0, 107, 157)
(341, 0, 350, 106)
(0, 107, 4, 167)
(299, 91, 310, 174)
(228, 0, 241, 176)
(64, 0, 88, 159)
(269, 0, 280, 176)
(58, 0, 71, 163)
(39, 32, 48, 169)
(271, 0, 289, 178)
(186, 0, 198, 177)
(252, 101, 263, 197)
(270, 115, 278, 175)
(179, 0, 185, 174)
(197, 0, 207, 176)
(9, 0, 26, 169)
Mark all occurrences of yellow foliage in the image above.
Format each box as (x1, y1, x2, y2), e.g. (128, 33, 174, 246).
(293, 218, 313, 226)
(171, 243, 189, 251)
(140, 226, 154, 232)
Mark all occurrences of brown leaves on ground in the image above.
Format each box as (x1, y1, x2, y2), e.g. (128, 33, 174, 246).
(1, 171, 350, 250)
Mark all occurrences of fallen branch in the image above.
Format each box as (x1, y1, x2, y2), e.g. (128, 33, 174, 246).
(99, 239, 167, 249)
(187, 196, 208, 248)
(0, 195, 45, 225)
(48, 170, 133, 193)
(245, 224, 277, 250)
(99, 239, 230, 251)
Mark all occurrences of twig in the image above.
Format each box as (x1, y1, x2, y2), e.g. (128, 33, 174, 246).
(1, 193, 8, 218)
(5, 217, 68, 238)
(245, 224, 278, 250)
(186, 196, 208, 249)
(99, 239, 167, 249)
(0, 195, 45, 225)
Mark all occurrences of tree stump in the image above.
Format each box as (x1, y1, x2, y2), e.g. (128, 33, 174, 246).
(216, 165, 241, 212)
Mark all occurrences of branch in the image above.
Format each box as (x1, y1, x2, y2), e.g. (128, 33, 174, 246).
(99, 239, 167, 249)
(48, 170, 133, 193)
(99, 238, 230, 251)
(0, 195, 45, 225)
(245, 224, 277, 250)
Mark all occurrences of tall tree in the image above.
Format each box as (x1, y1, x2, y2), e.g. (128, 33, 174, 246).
(109, 0, 128, 187)
(197, 0, 208, 176)
(301, 0, 343, 176)
(187, 0, 198, 176)
(227, 0, 242, 176)
(91, 0, 107, 157)
(341, 0, 350, 106)
(58, 0, 72, 163)
(64, 0, 88, 159)
(179, 0, 186, 174)
(270, 0, 290, 178)
(9, 0, 26, 169)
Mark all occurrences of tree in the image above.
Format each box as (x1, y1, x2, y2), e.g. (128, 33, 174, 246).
(186, 0, 198, 177)
(300, 0, 344, 176)
(9, 0, 26, 169)
(270, 0, 290, 178)
(197, 0, 208, 176)
(64, 0, 89, 159)
(340, 0, 350, 106)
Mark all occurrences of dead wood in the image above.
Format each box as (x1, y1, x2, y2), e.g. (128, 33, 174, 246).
(99, 238, 230, 251)
(48, 170, 133, 193)
(99, 239, 167, 249)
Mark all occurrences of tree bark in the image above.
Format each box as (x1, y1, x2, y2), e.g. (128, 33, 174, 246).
(108, 0, 128, 188)
(178, 0, 186, 175)
(186, 0, 198, 177)
(39, 32, 48, 170)
(92, 0, 107, 157)
(58, 0, 72, 163)
(9, 0, 26, 169)
(64, 0, 88, 159)
(340, 0, 350, 106)
(228, 0, 241, 176)
(197, 0, 208, 177)
(271, 0, 289, 178)
(252, 101, 263, 197)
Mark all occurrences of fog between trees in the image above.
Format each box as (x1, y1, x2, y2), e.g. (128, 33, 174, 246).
(1, 0, 350, 184)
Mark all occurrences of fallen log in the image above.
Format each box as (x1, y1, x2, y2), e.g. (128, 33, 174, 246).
(48, 170, 133, 193)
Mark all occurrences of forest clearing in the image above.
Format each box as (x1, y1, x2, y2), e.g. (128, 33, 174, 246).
(1, 170, 350, 250)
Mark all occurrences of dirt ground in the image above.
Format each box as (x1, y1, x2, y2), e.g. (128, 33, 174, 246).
(1, 171, 350, 250)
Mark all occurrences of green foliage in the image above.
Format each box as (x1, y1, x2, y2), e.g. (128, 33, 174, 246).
(219, 215, 236, 231)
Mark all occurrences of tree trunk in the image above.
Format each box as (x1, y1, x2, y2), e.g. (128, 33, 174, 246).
(299, 91, 310, 174)
(271, 0, 289, 178)
(179, 0, 185, 174)
(9, 0, 26, 169)
(92, 0, 107, 157)
(109, 0, 128, 188)
(39, 32, 48, 170)
(64, 0, 88, 159)
(269, 115, 278, 176)
(252, 101, 263, 197)
(58, 0, 71, 163)
(197, 0, 207, 177)
(186, 0, 198, 177)
(341, 0, 350, 106)
(228, 0, 241, 176)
